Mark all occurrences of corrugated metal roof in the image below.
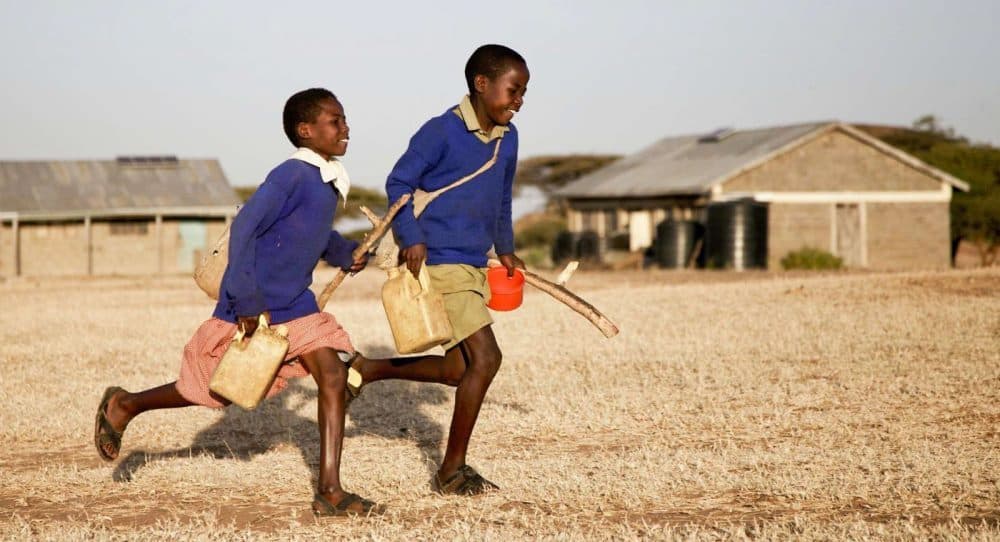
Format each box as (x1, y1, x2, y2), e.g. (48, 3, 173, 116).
(0, 157, 240, 213)
(554, 122, 834, 198)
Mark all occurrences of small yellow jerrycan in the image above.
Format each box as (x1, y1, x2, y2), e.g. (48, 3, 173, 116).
(381, 263, 454, 354)
(209, 315, 290, 410)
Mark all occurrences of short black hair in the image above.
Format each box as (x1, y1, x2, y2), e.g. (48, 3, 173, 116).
(464, 44, 527, 95)
(282, 88, 338, 147)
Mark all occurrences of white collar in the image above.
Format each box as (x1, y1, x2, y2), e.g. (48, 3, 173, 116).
(290, 148, 351, 204)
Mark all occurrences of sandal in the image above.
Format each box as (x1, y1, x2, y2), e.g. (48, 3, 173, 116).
(312, 492, 385, 517)
(94, 386, 127, 462)
(432, 465, 499, 495)
(343, 352, 364, 407)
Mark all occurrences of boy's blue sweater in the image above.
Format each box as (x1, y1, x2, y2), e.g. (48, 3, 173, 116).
(386, 106, 518, 267)
(213, 159, 358, 324)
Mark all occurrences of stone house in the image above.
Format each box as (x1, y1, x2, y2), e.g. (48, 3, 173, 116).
(0, 156, 239, 277)
(554, 122, 970, 270)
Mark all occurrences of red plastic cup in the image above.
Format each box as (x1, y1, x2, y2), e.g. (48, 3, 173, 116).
(486, 266, 525, 311)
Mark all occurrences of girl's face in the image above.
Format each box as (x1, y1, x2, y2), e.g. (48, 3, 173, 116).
(299, 98, 349, 159)
(475, 62, 529, 130)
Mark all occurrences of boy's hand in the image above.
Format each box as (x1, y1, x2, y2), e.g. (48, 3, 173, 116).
(400, 243, 427, 279)
(237, 311, 271, 339)
(348, 251, 369, 275)
(498, 253, 526, 277)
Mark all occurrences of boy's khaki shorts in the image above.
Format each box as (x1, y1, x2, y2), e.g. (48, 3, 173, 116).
(426, 264, 493, 350)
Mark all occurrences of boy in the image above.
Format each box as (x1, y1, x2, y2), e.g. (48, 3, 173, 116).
(346, 44, 529, 495)
(93, 88, 382, 516)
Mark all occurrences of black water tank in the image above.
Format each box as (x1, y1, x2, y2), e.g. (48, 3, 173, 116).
(576, 230, 600, 262)
(703, 199, 768, 270)
(655, 220, 704, 269)
(551, 231, 580, 263)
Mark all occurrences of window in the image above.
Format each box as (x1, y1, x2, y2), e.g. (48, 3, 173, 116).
(109, 220, 149, 236)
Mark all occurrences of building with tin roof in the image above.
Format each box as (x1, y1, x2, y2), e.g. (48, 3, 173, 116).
(554, 122, 969, 270)
(0, 156, 239, 277)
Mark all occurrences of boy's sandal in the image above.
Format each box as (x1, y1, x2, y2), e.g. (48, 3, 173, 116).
(344, 352, 364, 407)
(312, 492, 385, 517)
(432, 465, 500, 496)
(94, 386, 127, 462)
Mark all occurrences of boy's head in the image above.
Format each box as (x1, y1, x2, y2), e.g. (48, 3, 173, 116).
(465, 44, 530, 128)
(282, 88, 350, 159)
(464, 44, 527, 96)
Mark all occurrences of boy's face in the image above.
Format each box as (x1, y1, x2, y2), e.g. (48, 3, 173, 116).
(475, 61, 530, 127)
(297, 98, 349, 159)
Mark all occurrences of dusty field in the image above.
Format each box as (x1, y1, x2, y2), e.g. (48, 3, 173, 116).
(1, 266, 998, 540)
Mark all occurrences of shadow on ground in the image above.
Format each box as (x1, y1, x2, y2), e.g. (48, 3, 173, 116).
(113, 343, 451, 485)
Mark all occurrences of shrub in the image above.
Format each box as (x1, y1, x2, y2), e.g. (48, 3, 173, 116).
(781, 247, 843, 270)
(514, 216, 566, 248)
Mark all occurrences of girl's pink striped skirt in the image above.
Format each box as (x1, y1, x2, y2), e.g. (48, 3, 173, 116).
(175, 312, 354, 408)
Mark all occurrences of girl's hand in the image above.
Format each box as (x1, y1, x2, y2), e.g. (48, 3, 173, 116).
(237, 311, 271, 339)
(348, 251, 369, 275)
(498, 253, 526, 277)
(400, 243, 427, 279)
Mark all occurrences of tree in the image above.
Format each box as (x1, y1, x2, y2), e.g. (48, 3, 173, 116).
(233, 184, 387, 225)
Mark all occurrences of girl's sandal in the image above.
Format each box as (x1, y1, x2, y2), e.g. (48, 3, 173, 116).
(432, 465, 499, 496)
(94, 386, 128, 462)
(312, 492, 385, 517)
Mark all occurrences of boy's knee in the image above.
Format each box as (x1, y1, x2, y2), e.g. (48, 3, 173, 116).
(470, 346, 502, 378)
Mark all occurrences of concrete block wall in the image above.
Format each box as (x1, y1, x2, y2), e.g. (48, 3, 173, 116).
(767, 203, 832, 269)
(0, 224, 12, 277)
(19, 222, 89, 276)
(725, 130, 944, 193)
(2, 217, 230, 278)
(866, 202, 950, 270)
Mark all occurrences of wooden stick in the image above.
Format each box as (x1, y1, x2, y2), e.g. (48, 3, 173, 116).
(360, 206, 380, 226)
(488, 259, 619, 338)
(555, 261, 579, 286)
(316, 194, 410, 310)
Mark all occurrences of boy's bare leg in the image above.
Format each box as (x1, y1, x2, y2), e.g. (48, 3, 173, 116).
(99, 383, 195, 459)
(438, 326, 501, 479)
(348, 327, 501, 481)
(353, 348, 467, 386)
(300, 347, 376, 513)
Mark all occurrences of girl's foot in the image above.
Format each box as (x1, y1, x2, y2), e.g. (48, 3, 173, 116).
(94, 387, 130, 461)
(312, 490, 385, 517)
(433, 465, 499, 495)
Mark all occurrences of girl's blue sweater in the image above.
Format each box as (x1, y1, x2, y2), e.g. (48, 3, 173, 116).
(386, 106, 518, 267)
(213, 159, 358, 324)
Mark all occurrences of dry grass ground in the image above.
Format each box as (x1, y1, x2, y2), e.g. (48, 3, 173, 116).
(1, 266, 998, 541)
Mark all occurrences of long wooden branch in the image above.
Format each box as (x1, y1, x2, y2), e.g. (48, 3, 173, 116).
(487, 259, 619, 339)
(316, 194, 410, 310)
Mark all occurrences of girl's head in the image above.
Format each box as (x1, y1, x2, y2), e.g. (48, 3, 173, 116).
(283, 88, 349, 159)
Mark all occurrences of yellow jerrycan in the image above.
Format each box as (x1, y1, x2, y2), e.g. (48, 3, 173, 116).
(381, 263, 454, 354)
(209, 315, 290, 410)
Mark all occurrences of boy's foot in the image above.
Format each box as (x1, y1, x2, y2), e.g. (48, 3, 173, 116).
(312, 491, 385, 517)
(93, 386, 129, 461)
(432, 465, 499, 496)
(343, 352, 365, 407)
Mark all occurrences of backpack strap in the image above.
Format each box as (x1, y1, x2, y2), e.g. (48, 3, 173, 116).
(412, 138, 502, 217)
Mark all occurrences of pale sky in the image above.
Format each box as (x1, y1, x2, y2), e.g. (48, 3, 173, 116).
(1, 0, 997, 190)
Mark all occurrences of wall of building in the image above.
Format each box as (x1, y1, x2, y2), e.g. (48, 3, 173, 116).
(724, 130, 944, 193)
(19, 222, 89, 276)
(866, 201, 950, 270)
(0, 223, 12, 277)
(2, 217, 228, 277)
(767, 203, 832, 269)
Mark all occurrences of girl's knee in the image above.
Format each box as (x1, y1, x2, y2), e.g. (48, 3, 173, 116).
(309, 350, 347, 390)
